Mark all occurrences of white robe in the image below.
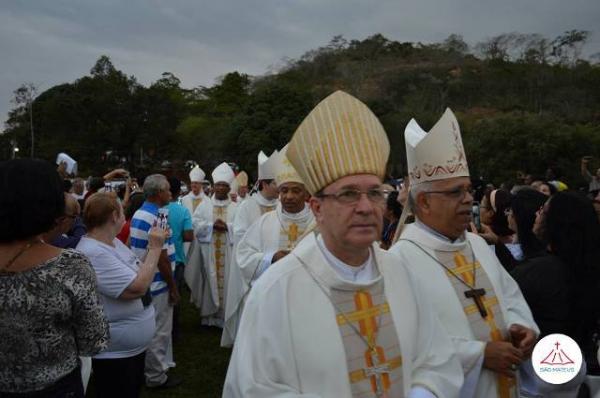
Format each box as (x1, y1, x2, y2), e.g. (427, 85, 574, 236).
(389, 223, 539, 398)
(185, 196, 236, 327)
(222, 203, 314, 347)
(231, 192, 278, 244)
(223, 233, 464, 398)
(181, 191, 206, 256)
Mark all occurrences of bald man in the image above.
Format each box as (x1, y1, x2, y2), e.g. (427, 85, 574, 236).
(44, 193, 86, 249)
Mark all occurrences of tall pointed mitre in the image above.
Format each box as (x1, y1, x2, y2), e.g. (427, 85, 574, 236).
(189, 165, 205, 183)
(274, 145, 304, 187)
(211, 162, 235, 185)
(258, 150, 278, 180)
(286, 91, 390, 194)
(405, 108, 469, 186)
(235, 171, 249, 187)
(230, 178, 239, 193)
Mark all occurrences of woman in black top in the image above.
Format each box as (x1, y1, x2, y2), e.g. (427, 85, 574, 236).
(0, 159, 108, 397)
(533, 192, 600, 374)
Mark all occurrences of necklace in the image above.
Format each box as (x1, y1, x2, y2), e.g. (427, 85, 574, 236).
(1, 240, 42, 270)
(400, 238, 489, 318)
(293, 250, 391, 398)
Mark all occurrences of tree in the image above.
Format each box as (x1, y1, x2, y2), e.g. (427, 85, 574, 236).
(12, 83, 37, 157)
(551, 30, 590, 65)
(442, 34, 468, 55)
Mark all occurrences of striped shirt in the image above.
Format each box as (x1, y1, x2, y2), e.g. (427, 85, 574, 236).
(130, 201, 176, 296)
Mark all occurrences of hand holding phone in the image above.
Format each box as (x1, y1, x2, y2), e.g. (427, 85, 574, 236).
(157, 208, 169, 230)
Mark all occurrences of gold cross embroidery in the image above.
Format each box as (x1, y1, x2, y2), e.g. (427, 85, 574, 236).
(452, 253, 516, 398)
(288, 223, 298, 244)
(337, 291, 394, 396)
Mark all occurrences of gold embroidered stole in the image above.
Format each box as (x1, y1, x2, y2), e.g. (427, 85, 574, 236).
(192, 197, 202, 212)
(259, 204, 276, 215)
(434, 248, 517, 398)
(330, 281, 404, 397)
(278, 218, 310, 250)
(213, 205, 228, 307)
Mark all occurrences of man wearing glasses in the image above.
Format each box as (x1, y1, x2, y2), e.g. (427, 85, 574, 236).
(389, 109, 538, 398)
(224, 91, 463, 398)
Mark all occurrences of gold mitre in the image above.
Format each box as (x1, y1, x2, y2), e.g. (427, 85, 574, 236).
(235, 171, 248, 187)
(286, 91, 390, 194)
(274, 145, 304, 187)
(405, 108, 470, 186)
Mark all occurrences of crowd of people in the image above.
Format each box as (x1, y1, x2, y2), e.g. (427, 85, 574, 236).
(2, 90, 600, 398)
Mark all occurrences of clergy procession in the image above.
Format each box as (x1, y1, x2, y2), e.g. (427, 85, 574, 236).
(3, 89, 600, 398)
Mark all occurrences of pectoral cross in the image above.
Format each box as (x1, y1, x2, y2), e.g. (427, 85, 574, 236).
(464, 288, 488, 318)
(364, 349, 390, 398)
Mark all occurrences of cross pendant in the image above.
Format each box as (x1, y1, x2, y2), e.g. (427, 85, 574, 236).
(364, 350, 390, 397)
(464, 287, 488, 318)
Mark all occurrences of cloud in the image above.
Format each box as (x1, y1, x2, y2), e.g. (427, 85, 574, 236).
(2, 0, 599, 130)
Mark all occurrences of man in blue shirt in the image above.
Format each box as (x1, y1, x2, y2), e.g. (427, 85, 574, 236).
(130, 174, 182, 389)
(166, 176, 193, 342)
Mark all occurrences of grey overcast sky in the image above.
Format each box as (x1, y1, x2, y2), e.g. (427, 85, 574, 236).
(2, 0, 599, 130)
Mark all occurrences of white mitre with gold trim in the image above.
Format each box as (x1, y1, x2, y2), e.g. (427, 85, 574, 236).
(211, 162, 235, 185)
(189, 165, 205, 183)
(405, 108, 469, 186)
(273, 145, 304, 187)
(286, 91, 390, 194)
(235, 171, 249, 187)
(258, 150, 278, 180)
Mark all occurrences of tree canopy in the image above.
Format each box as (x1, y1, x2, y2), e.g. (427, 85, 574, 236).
(2, 31, 599, 187)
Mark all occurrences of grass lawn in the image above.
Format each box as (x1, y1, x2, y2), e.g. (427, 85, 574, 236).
(88, 290, 232, 398)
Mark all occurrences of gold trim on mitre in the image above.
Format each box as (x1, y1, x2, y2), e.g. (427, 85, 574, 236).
(405, 108, 469, 186)
(286, 91, 390, 194)
(274, 145, 305, 187)
(236, 171, 248, 187)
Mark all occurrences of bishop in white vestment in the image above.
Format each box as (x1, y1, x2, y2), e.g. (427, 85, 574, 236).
(222, 147, 314, 347)
(185, 162, 237, 327)
(231, 151, 279, 245)
(389, 109, 539, 398)
(182, 165, 207, 256)
(224, 91, 463, 398)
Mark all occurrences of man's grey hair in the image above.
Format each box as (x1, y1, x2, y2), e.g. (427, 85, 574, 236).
(407, 180, 435, 213)
(143, 174, 169, 197)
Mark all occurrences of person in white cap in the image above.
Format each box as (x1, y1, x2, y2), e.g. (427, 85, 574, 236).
(231, 151, 279, 246)
(389, 109, 538, 398)
(224, 91, 462, 398)
(182, 165, 207, 216)
(185, 162, 237, 327)
(222, 146, 314, 347)
(181, 165, 206, 257)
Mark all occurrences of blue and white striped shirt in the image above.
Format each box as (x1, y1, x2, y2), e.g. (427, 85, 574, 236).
(130, 201, 176, 296)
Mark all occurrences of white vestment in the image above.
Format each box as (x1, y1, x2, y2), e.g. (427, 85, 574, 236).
(389, 223, 539, 398)
(181, 191, 207, 255)
(223, 233, 463, 398)
(185, 196, 236, 327)
(222, 203, 314, 347)
(231, 192, 278, 244)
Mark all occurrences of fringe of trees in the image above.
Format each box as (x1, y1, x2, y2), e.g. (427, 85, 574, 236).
(2, 31, 599, 186)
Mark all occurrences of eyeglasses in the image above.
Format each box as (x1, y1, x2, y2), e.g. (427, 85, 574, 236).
(317, 188, 386, 205)
(424, 187, 474, 200)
